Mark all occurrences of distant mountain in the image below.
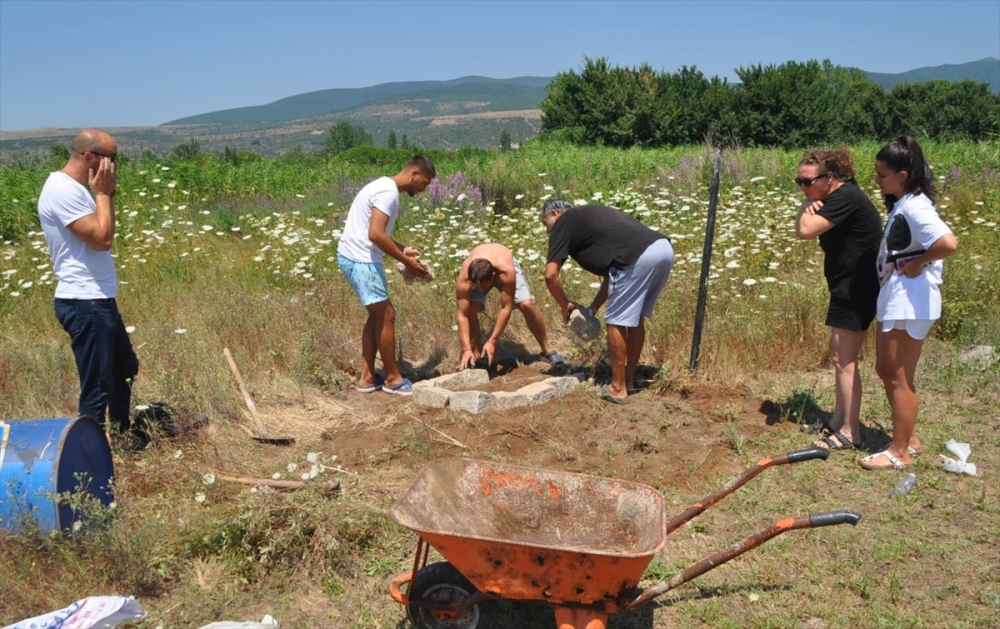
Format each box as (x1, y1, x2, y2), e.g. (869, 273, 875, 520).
(864, 58, 999, 92)
(4, 60, 997, 160)
(163, 76, 552, 126)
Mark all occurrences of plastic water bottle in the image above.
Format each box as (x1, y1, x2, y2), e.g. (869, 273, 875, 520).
(890, 473, 916, 498)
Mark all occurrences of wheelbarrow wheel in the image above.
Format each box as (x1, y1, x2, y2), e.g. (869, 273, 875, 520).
(407, 561, 496, 629)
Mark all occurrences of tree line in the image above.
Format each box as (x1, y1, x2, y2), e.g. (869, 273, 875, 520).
(540, 57, 1000, 147)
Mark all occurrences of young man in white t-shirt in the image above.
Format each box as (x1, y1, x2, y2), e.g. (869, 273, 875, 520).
(38, 129, 142, 448)
(336, 155, 435, 396)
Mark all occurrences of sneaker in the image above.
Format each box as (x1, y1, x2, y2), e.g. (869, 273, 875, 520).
(541, 350, 566, 366)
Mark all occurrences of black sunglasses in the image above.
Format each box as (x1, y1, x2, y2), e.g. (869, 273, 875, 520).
(79, 150, 117, 163)
(90, 150, 117, 164)
(795, 172, 828, 187)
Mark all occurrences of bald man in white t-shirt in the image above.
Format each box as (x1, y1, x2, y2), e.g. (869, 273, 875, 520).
(38, 129, 142, 449)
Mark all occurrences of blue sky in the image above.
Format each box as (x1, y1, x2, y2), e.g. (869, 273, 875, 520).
(1, 0, 997, 130)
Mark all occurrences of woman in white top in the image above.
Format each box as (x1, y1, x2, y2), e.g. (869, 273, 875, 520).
(861, 136, 958, 471)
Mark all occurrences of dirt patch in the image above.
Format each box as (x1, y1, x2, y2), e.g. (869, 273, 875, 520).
(243, 361, 773, 498)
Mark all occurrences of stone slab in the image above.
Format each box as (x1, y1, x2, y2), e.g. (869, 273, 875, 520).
(516, 381, 560, 406)
(488, 391, 531, 412)
(413, 385, 451, 408)
(415, 369, 490, 392)
(541, 376, 583, 397)
(448, 390, 492, 414)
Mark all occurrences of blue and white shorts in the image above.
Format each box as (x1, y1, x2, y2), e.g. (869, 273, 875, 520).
(604, 239, 674, 327)
(338, 254, 390, 306)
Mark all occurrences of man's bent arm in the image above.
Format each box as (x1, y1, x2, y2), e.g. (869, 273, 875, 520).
(369, 209, 425, 275)
(589, 276, 610, 313)
(486, 283, 516, 346)
(544, 260, 578, 322)
(68, 193, 115, 251)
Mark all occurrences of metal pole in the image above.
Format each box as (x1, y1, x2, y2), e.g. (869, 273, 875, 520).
(689, 145, 723, 372)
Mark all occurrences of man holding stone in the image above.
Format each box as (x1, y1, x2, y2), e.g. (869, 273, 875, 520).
(455, 243, 565, 370)
(541, 199, 674, 404)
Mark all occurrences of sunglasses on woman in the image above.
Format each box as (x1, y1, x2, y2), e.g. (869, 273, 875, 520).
(795, 172, 828, 187)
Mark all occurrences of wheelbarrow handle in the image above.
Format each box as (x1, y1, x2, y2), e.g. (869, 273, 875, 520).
(784, 447, 831, 464)
(626, 510, 863, 611)
(810, 509, 862, 528)
(664, 448, 830, 535)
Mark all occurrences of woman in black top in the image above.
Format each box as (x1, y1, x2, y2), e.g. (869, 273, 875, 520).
(795, 148, 882, 451)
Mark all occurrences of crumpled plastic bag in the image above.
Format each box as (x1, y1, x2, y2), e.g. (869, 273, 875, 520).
(396, 260, 435, 285)
(940, 439, 977, 476)
(198, 616, 279, 629)
(3, 596, 145, 629)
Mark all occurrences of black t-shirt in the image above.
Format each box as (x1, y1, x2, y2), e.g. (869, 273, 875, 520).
(816, 180, 883, 301)
(546, 205, 667, 276)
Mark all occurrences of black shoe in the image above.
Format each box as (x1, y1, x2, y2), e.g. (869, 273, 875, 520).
(114, 429, 149, 454)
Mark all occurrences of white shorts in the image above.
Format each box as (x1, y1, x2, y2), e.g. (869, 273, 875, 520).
(604, 239, 674, 327)
(881, 318, 934, 341)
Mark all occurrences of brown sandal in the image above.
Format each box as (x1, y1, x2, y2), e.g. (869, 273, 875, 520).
(816, 430, 859, 451)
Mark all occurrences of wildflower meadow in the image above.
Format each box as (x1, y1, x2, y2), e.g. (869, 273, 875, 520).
(1, 139, 998, 628)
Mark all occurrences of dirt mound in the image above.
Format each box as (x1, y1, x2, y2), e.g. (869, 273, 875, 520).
(245, 362, 774, 499)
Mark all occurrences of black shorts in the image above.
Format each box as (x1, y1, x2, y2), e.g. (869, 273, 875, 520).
(826, 295, 876, 331)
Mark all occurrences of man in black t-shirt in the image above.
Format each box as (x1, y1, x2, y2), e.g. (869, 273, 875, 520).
(541, 199, 674, 404)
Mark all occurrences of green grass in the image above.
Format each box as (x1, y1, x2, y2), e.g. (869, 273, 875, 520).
(1, 141, 998, 627)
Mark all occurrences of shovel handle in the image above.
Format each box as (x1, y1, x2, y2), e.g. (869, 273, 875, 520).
(223, 348, 266, 434)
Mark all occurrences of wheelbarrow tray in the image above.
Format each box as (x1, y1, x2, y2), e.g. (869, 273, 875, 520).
(389, 458, 666, 606)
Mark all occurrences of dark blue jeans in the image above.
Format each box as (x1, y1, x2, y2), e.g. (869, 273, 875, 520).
(54, 298, 139, 433)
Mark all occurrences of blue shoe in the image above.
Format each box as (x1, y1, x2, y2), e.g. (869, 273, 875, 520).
(356, 373, 385, 393)
(382, 378, 414, 396)
(541, 350, 566, 366)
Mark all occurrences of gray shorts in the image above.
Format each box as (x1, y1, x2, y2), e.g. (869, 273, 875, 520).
(470, 258, 533, 305)
(604, 239, 674, 327)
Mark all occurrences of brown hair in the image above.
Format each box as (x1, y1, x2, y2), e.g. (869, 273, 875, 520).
(799, 147, 856, 181)
(404, 154, 436, 179)
(468, 258, 493, 284)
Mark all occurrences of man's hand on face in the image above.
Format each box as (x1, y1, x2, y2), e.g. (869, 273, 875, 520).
(89, 157, 116, 197)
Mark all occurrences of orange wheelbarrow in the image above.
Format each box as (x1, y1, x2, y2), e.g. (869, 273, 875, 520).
(389, 448, 860, 629)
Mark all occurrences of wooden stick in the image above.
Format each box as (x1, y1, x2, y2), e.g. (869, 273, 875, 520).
(407, 413, 467, 448)
(212, 472, 340, 492)
(223, 348, 267, 436)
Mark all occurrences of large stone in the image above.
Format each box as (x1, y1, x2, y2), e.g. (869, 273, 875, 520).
(489, 391, 530, 412)
(413, 386, 451, 408)
(517, 381, 560, 406)
(448, 391, 492, 414)
(417, 369, 490, 392)
(568, 308, 601, 340)
(541, 376, 582, 397)
(959, 345, 998, 367)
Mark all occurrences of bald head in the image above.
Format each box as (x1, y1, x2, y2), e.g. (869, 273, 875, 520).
(71, 128, 116, 155)
(62, 128, 118, 183)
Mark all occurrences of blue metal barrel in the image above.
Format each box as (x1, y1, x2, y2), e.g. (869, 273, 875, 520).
(0, 416, 115, 534)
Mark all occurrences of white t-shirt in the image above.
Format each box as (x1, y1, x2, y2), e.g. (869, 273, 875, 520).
(38, 171, 117, 299)
(876, 192, 952, 322)
(336, 177, 400, 264)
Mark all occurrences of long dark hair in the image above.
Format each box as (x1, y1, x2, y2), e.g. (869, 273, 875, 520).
(875, 135, 936, 210)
